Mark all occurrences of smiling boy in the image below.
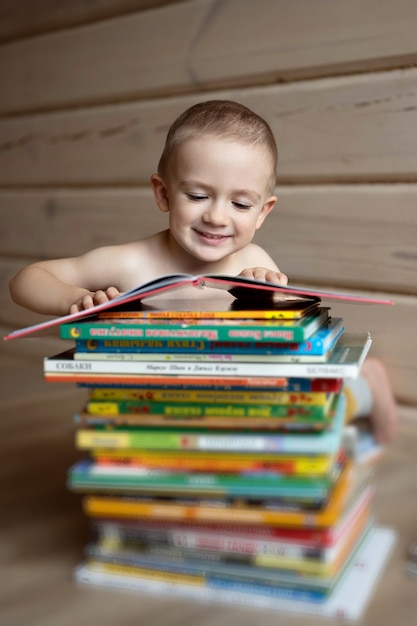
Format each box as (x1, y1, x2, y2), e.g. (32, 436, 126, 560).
(8, 100, 397, 444)
(9, 100, 287, 316)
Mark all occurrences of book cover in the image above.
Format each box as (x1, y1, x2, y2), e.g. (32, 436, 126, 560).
(3, 272, 394, 341)
(73, 527, 396, 620)
(44, 333, 371, 380)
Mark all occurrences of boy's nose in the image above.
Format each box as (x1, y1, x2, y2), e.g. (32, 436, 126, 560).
(202, 202, 229, 226)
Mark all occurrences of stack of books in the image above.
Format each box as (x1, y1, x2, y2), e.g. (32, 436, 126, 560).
(5, 274, 396, 620)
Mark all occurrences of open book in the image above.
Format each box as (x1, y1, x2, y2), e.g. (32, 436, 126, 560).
(4, 272, 394, 341)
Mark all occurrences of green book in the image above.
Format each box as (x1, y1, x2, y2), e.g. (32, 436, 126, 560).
(69, 459, 341, 500)
(76, 393, 346, 455)
(59, 308, 329, 343)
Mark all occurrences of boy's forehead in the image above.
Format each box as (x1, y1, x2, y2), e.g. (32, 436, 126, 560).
(174, 135, 274, 169)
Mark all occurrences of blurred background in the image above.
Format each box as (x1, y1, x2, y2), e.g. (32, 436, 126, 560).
(1, 0, 417, 405)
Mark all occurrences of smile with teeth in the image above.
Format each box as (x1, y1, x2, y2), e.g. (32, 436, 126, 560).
(195, 229, 231, 241)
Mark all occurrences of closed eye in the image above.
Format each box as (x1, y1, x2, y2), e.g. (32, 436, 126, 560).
(186, 193, 208, 202)
(233, 201, 252, 210)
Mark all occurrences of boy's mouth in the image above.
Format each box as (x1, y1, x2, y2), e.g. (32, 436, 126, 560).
(194, 229, 231, 243)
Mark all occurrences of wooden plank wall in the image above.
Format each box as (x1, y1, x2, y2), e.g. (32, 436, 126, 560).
(1, 0, 417, 406)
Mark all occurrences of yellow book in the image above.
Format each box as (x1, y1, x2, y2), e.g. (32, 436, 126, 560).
(88, 388, 331, 406)
(92, 449, 337, 476)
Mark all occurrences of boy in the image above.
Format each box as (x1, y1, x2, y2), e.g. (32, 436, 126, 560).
(9, 100, 397, 443)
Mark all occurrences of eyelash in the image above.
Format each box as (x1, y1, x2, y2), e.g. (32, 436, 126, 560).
(186, 194, 251, 210)
(233, 202, 251, 210)
(186, 194, 207, 202)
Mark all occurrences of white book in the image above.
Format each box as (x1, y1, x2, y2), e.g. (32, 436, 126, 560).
(45, 333, 372, 380)
(74, 526, 396, 621)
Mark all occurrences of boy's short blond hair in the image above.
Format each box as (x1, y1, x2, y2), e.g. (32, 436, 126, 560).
(158, 100, 278, 193)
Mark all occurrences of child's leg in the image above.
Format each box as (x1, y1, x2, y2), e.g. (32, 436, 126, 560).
(344, 358, 398, 444)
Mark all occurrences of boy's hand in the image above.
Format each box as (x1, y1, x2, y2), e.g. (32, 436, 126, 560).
(69, 287, 121, 314)
(239, 267, 288, 285)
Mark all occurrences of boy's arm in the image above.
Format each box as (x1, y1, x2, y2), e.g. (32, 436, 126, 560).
(9, 250, 123, 316)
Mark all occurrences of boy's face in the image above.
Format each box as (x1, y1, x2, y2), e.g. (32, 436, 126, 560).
(152, 135, 276, 267)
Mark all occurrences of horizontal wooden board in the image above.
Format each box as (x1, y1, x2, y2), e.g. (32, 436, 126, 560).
(0, 0, 178, 44)
(2, 0, 417, 112)
(2, 68, 417, 184)
(1, 186, 416, 294)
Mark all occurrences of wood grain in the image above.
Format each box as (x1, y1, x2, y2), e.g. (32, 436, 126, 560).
(0, 0, 178, 43)
(2, 68, 417, 184)
(2, 0, 417, 111)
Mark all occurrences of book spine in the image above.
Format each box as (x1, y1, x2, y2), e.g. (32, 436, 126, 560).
(76, 561, 325, 605)
(44, 354, 359, 379)
(85, 399, 330, 419)
(98, 307, 318, 320)
(69, 461, 332, 499)
(64, 377, 344, 393)
(96, 525, 329, 560)
(75, 318, 342, 356)
(74, 351, 331, 363)
(94, 518, 332, 547)
(83, 463, 352, 527)
(87, 388, 331, 405)
(93, 453, 333, 475)
(60, 309, 328, 343)
(75, 412, 329, 432)
(76, 394, 344, 454)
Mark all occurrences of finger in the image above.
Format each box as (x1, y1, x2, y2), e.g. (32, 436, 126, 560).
(105, 287, 121, 300)
(81, 294, 96, 309)
(92, 290, 110, 305)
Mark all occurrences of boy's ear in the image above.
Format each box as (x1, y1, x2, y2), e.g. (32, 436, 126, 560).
(151, 174, 170, 212)
(255, 195, 277, 230)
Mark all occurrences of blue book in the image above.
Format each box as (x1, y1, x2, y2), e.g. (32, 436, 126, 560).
(75, 318, 344, 356)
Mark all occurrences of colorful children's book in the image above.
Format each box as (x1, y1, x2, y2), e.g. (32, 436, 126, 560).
(69, 459, 343, 500)
(44, 332, 372, 380)
(83, 459, 359, 529)
(75, 393, 346, 455)
(3, 272, 394, 341)
(83, 509, 370, 579)
(87, 387, 334, 405)
(84, 393, 337, 420)
(92, 482, 372, 559)
(92, 449, 341, 476)
(59, 308, 330, 343)
(99, 298, 321, 320)
(73, 526, 396, 621)
(74, 317, 344, 364)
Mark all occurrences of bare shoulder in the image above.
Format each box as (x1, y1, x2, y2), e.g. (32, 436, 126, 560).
(237, 242, 280, 271)
(112, 231, 171, 288)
